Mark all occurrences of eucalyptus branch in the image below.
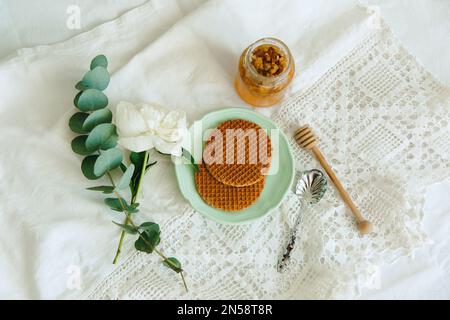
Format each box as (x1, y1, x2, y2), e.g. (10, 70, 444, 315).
(70, 55, 186, 294)
(112, 151, 148, 264)
(107, 170, 188, 292)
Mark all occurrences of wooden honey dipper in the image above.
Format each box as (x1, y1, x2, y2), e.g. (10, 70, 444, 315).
(294, 125, 373, 235)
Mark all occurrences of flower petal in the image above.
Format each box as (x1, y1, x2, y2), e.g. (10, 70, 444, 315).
(157, 110, 187, 142)
(152, 135, 183, 156)
(114, 101, 188, 155)
(115, 101, 148, 137)
(140, 103, 165, 131)
(118, 135, 154, 153)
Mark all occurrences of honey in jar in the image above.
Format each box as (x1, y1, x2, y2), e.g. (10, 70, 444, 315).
(235, 38, 295, 107)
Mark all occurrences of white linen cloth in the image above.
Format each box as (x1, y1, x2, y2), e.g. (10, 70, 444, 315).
(0, 0, 147, 59)
(0, 0, 448, 299)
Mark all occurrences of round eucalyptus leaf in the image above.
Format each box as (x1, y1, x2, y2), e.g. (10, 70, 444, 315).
(90, 55, 108, 70)
(112, 221, 137, 235)
(134, 224, 161, 253)
(74, 91, 82, 106)
(75, 81, 88, 91)
(69, 112, 89, 134)
(81, 66, 110, 91)
(85, 123, 117, 151)
(104, 197, 126, 212)
(163, 257, 182, 273)
(82, 108, 112, 131)
(104, 197, 138, 213)
(101, 134, 118, 150)
(74, 89, 108, 112)
(127, 203, 140, 214)
(116, 164, 135, 190)
(94, 148, 123, 177)
(139, 222, 160, 234)
(81, 155, 100, 180)
(71, 135, 92, 155)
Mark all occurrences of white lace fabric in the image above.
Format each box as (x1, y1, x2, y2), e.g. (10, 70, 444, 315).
(88, 26, 450, 299)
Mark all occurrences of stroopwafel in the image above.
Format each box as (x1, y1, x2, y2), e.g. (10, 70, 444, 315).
(194, 164, 265, 211)
(203, 119, 272, 187)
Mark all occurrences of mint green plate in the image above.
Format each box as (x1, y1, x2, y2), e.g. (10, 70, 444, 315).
(175, 108, 294, 224)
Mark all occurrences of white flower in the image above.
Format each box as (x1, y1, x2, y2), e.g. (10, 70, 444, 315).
(114, 101, 187, 156)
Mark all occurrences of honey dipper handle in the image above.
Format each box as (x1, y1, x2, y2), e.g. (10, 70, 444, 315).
(311, 147, 372, 234)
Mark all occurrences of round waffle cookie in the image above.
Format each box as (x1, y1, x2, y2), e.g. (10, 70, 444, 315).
(203, 119, 272, 187)
(195, 164, 265, 211)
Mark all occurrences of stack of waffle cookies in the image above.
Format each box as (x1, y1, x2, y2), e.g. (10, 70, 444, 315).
(195, 119, 272, 211)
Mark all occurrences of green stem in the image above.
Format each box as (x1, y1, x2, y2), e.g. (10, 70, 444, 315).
(109, 172, 125, 264)
(179, 268, 188, 292)
(112, 151, 148, 264)
(107, 166, 188, 292)
(112, 230, 126, 264)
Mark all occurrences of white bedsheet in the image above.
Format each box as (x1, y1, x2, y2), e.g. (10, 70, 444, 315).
(0, 0, 448, 299)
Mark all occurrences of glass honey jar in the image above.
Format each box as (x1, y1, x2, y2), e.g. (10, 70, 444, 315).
(235, 38, 295, 107)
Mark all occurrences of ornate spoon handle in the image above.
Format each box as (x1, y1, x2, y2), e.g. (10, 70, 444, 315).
(277, 169, 327, 272)
(277, 210, 302, 272)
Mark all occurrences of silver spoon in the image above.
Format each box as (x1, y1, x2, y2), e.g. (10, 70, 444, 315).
(277, 169, 327, 272)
